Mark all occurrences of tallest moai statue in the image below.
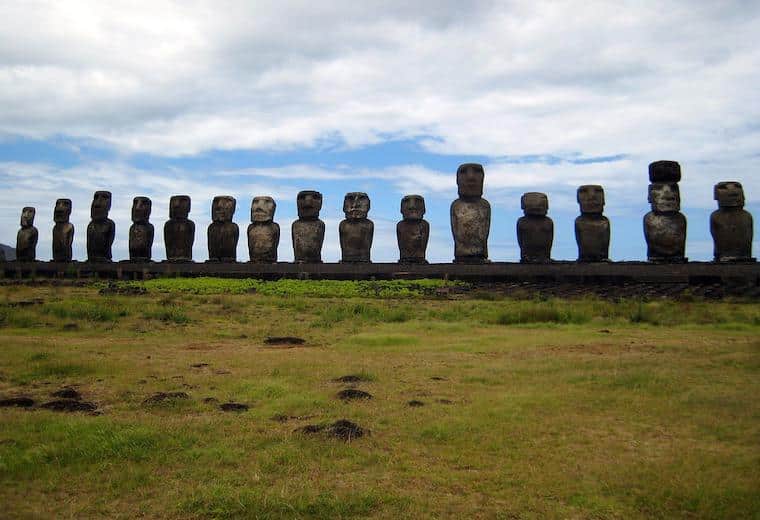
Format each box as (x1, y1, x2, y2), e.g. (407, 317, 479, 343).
(451, 163, 490, 263)
(643, 161, 687, 263)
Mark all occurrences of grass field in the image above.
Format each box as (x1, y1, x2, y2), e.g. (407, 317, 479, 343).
(1, 279, 759, 519)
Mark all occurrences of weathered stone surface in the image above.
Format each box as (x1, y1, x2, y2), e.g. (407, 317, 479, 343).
(208, 196, 239, 262)
(16, 207, 38, 261)
(52, 198, 74, 262)
(87, 191, 115, 262)
(644, 182, 687, 262)
(711, 181, 754, 262)
(247, 196, 280, 263)
(451, 163, 490, 263)
(292, 190, 325, 263)
(517, 192, 553, 263)
(340, 192, 373, 263)
(129, 196, 154, 262)
(575, 185, 610, 262)
(648, 160, 681, 183)
(397, 195, 429, 264)
(164, 195, 195, 262)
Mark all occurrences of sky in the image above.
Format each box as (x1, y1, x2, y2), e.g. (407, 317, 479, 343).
(0, 0, 758, 262)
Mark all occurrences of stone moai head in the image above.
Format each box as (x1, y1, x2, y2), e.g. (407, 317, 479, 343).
(131, 197, 152, 224)
(401, 195, 426, 221)
(54, 199, 72, 223)
(91, 191, 112, 220)
(648, 183, 680, 213)
(20, 207, 35, 227)
(251, 196, 276, 223)
(714, 181, 745, 209)
(577, 185, 605, 214)
(343, 192, 370, 220)
(297, 190, 323, 219)
(169, 195, 191, 219)
(212, 196, 236, 223)
(648, 160, 682, 183)
(457, 163, 485, 199)
(521, 192, 549, 216)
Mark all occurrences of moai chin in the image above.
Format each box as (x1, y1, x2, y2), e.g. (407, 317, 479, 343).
(575, 185, 610, 262)
(643, 161, 686, 262)
(451, 163, 490, 263)
(247, 196, 280, 263)
(129, 197, 154, 262)
(397, 195, 430, 264)
(517, 192, 553, 263)
(339, 192, 373, 263)
(87, 191, 115, 262)
(52, 198, 74, 262)
(16, 207, 38, 261)
(710, 181, 754, 262)
(292, 190, 325, 263)
(207, 196, 239, 262)
(164, 195, 195, 262)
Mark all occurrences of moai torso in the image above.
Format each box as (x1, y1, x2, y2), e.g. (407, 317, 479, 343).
(451, 163, 490, 263)
(129, 197, 154, 261)
(164, 195, 195, 261)
(52, 199, 74, 262)
(16, 207, 38, 261)
(710, 181, 754, 262)
(575, 185, 610, 262)
(397, 195, 429, 264)
(517, 193, 553, 263)
(207, 196, 239, 262)
(644, 161, 686, 262)
(340, 192, 373, 263)
(247, 196, 279, 263)
(87, 191, 115, 262)
(292, 191, 325, 263)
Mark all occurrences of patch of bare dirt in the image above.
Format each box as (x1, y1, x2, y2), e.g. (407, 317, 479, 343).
(408, 400, 425, 407)
(296, 419, 367, 441)
(41, 399, 97, 412)
(220, 402, 249, 412)
(336, 389, 373, 401)
(0, 396, 35, 408)
(264, 336, 306, 347)
(52, 388, 81, 400)
(333, 374, 371, 383)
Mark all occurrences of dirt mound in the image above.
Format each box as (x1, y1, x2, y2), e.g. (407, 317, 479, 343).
(190, 363, 209, 368)
(264, 336, 305, 346)
(41, 399, 97, 412)
(333, 374, 371, 383)
(142, 392, 190, 405)
(99, 282, 147, 296)
(408, 400, 425, 407)
(430, 376, 447, 381)
(220, 402, 249, 412)
(0, 396, 35, 408)
(296, 419, 367, 441)
(337, 389, 373, 401)
(271, 413, 316, 422)
(52, 388, 81, 400)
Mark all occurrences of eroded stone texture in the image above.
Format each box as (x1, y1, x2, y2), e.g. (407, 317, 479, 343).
(87, 191, 115, 262)
(517, 192, 553, 263)
(208, 196, 239, 262)
(164, 195, 195, 262)
(340, 192, 373, 263)
(397, 195, 429, 264)
(710, 181, 754, 262)
(644, 180, 687, 263)
(292, 190, 325, 263)
(575, 185, 610, 262)
(129, 197, 154, 261)
(451, 163, 490, 263)
(247, 196, 280, 263)
(52, 199, 74, 262)
(16, 207, 38, 261)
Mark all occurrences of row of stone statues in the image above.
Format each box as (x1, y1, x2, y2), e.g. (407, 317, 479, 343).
(10, 161, 755, 264)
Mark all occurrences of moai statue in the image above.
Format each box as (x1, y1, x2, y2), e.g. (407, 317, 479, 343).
(517, 192, 553, 263)
(575, 185, 610, 262)
(643, 161, 686, 262)
(292, 190, 325, 263)
(164, 195, 195, 262)
(397, 195, 430, 264)
(87, 191, 115, 262)
(339, 192, 373, 263)
(16, 207, 38, 261)
(128, 197, 154, 262)
(207, 196, 238, 262)
(710, 182, 754, 262)
(52, 199, 74, 262)
(451, 163, 490, 263)
(247, 196, 280, 263)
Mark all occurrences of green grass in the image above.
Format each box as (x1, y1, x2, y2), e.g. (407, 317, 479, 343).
(0, 281, 758, 518)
